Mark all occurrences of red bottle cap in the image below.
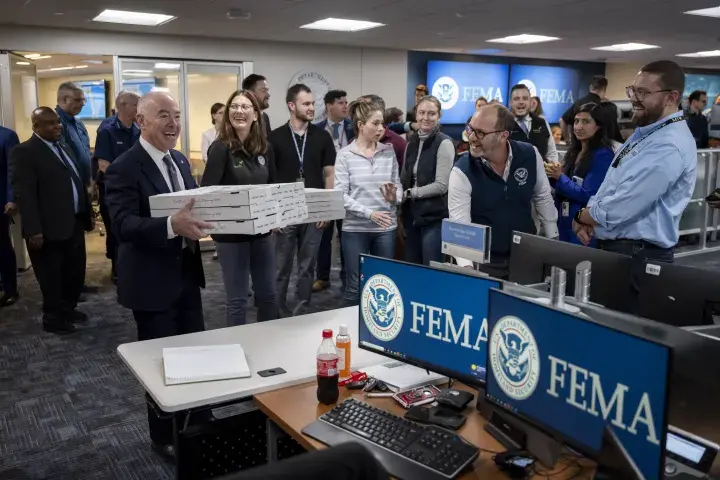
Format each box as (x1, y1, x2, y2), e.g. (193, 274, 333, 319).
(322, 329, 333, 338)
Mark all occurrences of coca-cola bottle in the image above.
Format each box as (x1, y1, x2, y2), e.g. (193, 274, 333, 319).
(317, 329, 340, 405)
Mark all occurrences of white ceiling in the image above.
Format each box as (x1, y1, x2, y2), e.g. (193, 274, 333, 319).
(4, 0, 720, 67)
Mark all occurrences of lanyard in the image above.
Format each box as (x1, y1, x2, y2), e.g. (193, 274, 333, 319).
(612, 115, 685, 168)
(289, 123, 308, 176)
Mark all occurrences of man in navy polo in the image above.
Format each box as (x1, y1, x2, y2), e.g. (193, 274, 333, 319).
(94, 90, 141, 282)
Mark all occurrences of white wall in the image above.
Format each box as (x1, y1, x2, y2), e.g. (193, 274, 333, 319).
(0, 26, 408, 130)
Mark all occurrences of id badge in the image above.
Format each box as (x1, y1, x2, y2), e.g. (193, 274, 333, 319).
(562, 202, 570, 217)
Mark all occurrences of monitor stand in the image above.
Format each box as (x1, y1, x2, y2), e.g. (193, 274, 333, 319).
(594, 426, 645, 480)
(476, 385, 561, 468)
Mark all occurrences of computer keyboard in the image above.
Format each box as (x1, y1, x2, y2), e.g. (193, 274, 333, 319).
(318, 398, 479, 479)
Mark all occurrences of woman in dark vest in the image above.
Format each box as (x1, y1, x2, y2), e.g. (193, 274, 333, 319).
(400, 96, 455, 265)
(545, 102, 614, 246)
(201, 90, 278, 326)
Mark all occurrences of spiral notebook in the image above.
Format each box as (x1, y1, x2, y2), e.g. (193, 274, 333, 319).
(162, 344, 251, 385)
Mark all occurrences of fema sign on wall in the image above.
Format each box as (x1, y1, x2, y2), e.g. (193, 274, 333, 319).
(427, 60, 510, 125)
(288, 70, 332, 122)
(509, 65, 580, 123)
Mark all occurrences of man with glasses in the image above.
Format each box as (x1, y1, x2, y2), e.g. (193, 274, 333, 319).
(685, 90, 709, 149)
(573, 60, 697, 308)
(449, 103, 558, 277)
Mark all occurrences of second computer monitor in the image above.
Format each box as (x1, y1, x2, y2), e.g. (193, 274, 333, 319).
(486, 289, 671, 480)
(357, 255, 501, 386)
(508, 232, 634, 312)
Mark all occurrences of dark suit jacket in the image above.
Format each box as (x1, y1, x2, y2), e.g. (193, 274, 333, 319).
(10, 135, 92, 241)
(104, 141, 205, 312)
(314, 117, 355, 144)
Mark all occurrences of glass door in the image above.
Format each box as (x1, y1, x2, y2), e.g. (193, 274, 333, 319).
(184, 62, 244, 178)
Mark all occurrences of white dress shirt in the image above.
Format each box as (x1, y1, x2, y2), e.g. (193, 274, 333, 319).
(516, 116, 559, 163)
(201, 127, 218, 162)
(448, 142, 559, 267)
(139, 136, 185, 239)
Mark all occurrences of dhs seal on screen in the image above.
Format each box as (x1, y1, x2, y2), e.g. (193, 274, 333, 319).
(489, 316, 540, 400)
(432, 76, 460, 110)
(361, 275, 404, 342)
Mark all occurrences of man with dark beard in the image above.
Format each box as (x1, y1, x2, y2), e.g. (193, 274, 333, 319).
(573, 60, 696, 308)
(242, 74, 272, 137)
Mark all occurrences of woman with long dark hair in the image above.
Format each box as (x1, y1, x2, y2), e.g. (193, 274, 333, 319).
(201, 90, 277, 325)
(544, 102, 614, 246)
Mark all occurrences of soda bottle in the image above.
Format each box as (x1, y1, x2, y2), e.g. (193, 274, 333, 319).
(336, 324, 352, 381)
(317, 329, 340, 405)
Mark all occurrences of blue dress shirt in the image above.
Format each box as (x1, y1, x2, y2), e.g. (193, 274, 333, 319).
(37, 135, 81, 213)
(587, 111, 697, 248)
(56, 106, 91, 184)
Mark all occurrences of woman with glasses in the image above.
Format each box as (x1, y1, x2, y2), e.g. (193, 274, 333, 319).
(201, 90, 278, 325)
(545, 102, 614, 246)
(400, 96, 455, 265)
(335, 101, 402, 306)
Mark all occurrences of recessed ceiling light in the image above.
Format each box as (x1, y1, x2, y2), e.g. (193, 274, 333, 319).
(74, 65, 88, 69)
(677, 50, 720, 58)
(24, 53, 51, 59)
(684, 6, 720, 18)
(591, 43, 659, 52)
(486, 34, 560, 44)
(16, 61, 30, 65)
(93, 9, 176, 27)
(300, 17, 384, 32)
(154, 63, 181, 70)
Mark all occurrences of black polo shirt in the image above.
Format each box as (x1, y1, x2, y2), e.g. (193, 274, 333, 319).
(94, 115, 140, 182)
(268, 122, 336, 189)
(561, 92, 603, 126)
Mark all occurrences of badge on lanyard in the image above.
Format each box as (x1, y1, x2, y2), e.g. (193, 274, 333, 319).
(289, 123, 307, 181)
(562, 202, 570, 217)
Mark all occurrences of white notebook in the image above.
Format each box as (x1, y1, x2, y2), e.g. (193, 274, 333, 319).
(162, 344, 251, 385)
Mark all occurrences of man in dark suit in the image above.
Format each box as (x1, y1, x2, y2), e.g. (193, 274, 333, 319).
(0, 126, 20, 307)
(104, 91, 212, 459)
(242, 73, 272, 137)
(11, 107, 94, 334)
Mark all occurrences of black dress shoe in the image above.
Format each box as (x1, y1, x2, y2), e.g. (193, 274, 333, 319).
(68, 310, 88, 323)
(151, 442, 176, 462)
(42, 318, 76, 335)
(0, 292, 19, 308)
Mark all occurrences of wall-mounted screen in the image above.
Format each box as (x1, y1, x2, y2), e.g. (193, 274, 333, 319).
(684, 74, 720, 103)
(75, 80, 107, 120)
(427, 60, 509, 124)
(509, 65, 580, 123)
(122, 77, 157, 96)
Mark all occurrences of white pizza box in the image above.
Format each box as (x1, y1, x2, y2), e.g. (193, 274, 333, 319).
(294, 209, 345, 224)
(306, 201, 342, 212)
(150, 201, 279, 221)
(203, 214, 280, 235)
(149, 185, 273, 210)
(268, 182, 305, 200)
(280, 194, 306, 209)
(280, 205, 309, 225)
(304, 188, 343, 203)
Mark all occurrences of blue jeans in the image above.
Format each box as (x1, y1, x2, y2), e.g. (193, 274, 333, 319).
(342, 230, 396, 305)
(216, 235, 278, 326)
(403, 219, 442, 266)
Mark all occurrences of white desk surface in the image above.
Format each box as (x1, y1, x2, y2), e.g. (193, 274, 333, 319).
(117, 307, 386, 412)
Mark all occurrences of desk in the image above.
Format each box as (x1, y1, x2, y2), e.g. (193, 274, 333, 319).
(255, 382, 594, 479)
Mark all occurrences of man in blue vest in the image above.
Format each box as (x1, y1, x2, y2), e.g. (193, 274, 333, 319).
(449, 103, 558, 277)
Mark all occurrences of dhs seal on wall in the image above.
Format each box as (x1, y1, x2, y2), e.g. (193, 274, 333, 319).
(489, 316, 540, 400)
(361, 275, 404, 342)
(288, 70, 332, 122)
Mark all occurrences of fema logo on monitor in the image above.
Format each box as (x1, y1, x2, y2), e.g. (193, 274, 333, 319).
(489, 316, 540, 400)
(432, 76, 460, 110)
(517, 79, 537, 97)
(361, 275, 404, 342)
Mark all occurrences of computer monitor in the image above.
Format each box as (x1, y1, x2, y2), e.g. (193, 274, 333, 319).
(485, 289, 671, 480)
(357, 255, 501, 386)
(508, 232, 634, 312)
(636, 262, 720, 327)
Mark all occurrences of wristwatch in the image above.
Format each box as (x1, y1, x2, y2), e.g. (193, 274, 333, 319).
(574, 207, 590, 225)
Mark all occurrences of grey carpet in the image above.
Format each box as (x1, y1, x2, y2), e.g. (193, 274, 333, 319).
(0, 237, 347, 480)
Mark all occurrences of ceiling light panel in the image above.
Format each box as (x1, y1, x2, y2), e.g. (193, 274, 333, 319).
(677, 50, 720, 58)
(591, 43, 659, 52)
(684, 6, 720, 18)
(486, 34, 560, 44)
(93, 9, 176, 27)
(300, 18, 384, 32)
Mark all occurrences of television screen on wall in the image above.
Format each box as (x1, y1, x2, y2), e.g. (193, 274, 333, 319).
(509, 65, 580, 123)
(122, 77, 157, 96)
(75, 80, 108, 120)
(684, 74, 720, 104)
(427, 60, 509, 124)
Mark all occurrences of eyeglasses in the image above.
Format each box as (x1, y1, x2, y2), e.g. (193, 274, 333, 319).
(229, 103, 254, 112)
(625, 86, 672, 102)
(465, 124, 505, 140)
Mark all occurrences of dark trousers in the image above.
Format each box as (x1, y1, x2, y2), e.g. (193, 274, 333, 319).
(597, 239, 674, 312)
(132, 249, 206, 446)
(316, 220, 345, 284)
(275, 224, 323, 312)
(27, 217, 85, 318)
(98, 183, 116, 266)
(229, 443, 389, 480)
(403, 218, 443, 266)
(0, 213, 17, 294)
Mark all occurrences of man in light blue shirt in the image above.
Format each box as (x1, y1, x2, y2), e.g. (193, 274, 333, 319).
(573, 61, 696, 304)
